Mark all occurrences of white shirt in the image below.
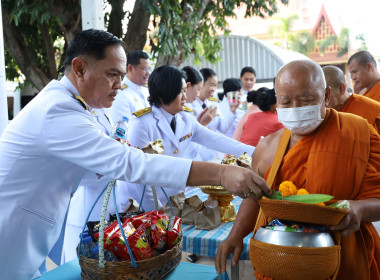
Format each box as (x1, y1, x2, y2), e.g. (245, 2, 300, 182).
(0, 76, 192, 279)
(109, 76, 150, 124)
(127, 105, 254, 211)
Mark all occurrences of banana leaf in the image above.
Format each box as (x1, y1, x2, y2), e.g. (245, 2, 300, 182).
(266, 191, 334, 204)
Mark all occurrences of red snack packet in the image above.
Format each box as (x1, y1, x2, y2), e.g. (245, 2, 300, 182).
(109, 220, 136, 261)
(128, 221, 154, 261)
(150, 212, 169, 251)
(167, 217, 182, 249)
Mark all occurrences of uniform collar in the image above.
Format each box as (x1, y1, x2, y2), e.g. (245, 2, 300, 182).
(60, 75, 93, 112)
(158, 106, 176, 126)
(122, 76, 146, 92)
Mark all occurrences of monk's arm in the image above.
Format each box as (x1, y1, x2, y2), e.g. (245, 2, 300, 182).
(331, 126, 380, 235)
(330, 198, 380, 236)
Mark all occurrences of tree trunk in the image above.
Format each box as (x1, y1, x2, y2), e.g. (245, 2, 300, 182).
(107, 0, 126, 38)
(2, 9, 50, 91)
(39, 22, 57, 79)
(123, 0, 151, 54)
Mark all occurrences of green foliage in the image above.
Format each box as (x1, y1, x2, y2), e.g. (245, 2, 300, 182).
(317, 35, 337, 55)
(142, 0, 288, 64)
(355, 33, 368, 51)
(337, 27, 349, 57)
(268, 13, 298, 49)
(288, 31, 314, 56)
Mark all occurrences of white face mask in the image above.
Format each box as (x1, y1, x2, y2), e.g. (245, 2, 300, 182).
(277, 98, 325, 135)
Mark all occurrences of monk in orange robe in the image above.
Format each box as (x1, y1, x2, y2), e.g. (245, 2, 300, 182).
(348, 50, 380, 101)
(215, 60, 380, 279)
(323, 65, 380, 133)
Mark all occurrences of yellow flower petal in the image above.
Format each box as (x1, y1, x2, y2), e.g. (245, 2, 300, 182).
(296, 188, 309, 195)
(279, 181, 297, 197)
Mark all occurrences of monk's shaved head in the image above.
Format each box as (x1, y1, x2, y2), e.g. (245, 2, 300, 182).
(323, 66, 346, 87)
(322, 66, 351, 110)
(348, 50, 377, 68)
(275, 60, 326, 97)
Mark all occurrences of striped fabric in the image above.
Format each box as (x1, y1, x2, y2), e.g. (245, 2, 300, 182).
(182, 188, 252, 260)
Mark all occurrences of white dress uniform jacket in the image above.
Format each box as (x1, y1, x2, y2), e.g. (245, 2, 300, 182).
(0, 76, 192, 279)
(109, 76, 149, 124)
(62, 108, 121, 263)
(127, 106, 255, 211)
(187, 97, 237, 161)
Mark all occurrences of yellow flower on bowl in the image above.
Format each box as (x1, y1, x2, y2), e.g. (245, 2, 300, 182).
(279, 181, 297, 197)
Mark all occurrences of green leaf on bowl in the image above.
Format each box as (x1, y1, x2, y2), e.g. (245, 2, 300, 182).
(267, 191, 334, 204)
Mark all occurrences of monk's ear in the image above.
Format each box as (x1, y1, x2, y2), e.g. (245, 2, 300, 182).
(324, 87, 331, 106)
(339, 83, 346, 96)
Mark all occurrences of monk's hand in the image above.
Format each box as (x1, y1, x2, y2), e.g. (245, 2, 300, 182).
(329, 200, 362, 236)
(220, 165, 272, 199)
(215, 234, 243, 274)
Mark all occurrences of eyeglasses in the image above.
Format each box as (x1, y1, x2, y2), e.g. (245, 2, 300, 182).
(135, 66, 151, 73)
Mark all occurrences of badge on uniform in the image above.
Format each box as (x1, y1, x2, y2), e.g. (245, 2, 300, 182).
(179, 133, 192, 142)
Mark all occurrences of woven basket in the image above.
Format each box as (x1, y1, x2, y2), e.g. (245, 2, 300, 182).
(259, 198, 348, 226)
(79, 238, 182, 280)
(250, 238, 340, 280)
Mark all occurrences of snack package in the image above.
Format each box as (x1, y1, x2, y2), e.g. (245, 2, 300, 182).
(265, 219, 326, 233)
(109, 211, 144, 223)
(128, 221, 154, 260)
(108, 220, 136, 260)
(167, 216, 182, 249)
(150, 212, 169, 252)
(87, 220, 112, 242)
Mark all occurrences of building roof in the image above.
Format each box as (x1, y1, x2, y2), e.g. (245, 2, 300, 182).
(180, 35, 309, 83)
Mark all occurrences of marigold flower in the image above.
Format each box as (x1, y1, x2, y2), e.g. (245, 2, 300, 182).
(279, 181, 297, 197)
(296, 188, 309, 195)
(316, 202, 325, 206)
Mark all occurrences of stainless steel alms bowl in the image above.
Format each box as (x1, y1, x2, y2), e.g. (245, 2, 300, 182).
(254, 227, 336, 247)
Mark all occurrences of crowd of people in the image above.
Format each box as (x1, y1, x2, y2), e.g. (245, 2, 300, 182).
(0, 29, 380, 279)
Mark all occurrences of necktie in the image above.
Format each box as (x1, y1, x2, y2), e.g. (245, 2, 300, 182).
(202, 103, 207, 109)
(170, 116, 176, 134)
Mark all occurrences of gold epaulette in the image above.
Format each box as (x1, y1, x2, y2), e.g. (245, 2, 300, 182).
(133, 107, 152, 117)
(75, 95, 89, 111)
(121, 84, 128, 90)
(184, 105, 193, 112)
(208, 97, 218, 102)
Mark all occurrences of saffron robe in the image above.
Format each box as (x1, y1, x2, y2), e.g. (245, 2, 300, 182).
(340, 93, 380, 133)
(257, 109, 380, 279)
(364, 80, 380, 103)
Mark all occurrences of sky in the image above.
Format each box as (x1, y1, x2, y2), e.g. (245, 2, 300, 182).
(327, 0, 380, 55)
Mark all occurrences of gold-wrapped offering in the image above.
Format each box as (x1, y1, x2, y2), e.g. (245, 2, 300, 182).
(199, 152, 251, 222)
(140, 139, 164, 154)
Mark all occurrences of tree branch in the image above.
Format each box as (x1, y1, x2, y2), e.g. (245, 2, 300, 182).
(107, 0, 126, 38)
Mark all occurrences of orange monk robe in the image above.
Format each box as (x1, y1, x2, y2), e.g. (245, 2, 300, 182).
(364, 79, 380, 102)
(340, 93, 380, 133)
(256, 109, 380, 280)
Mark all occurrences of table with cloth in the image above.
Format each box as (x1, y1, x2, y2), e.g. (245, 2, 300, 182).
(39, 259, 228, 280)
(182, 187, 253, 280)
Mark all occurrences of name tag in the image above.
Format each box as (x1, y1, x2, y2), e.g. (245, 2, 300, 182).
(179, 133, 192, 142)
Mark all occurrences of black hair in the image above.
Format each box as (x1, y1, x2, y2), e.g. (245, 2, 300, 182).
(348, 50, 377, 68)
(223, 78, 242, 94)
(200, 68, 217, 82)
(240, 66, 256, 77)
(127, 50, 149, 67)
(148, 65, 187, 107)
(182, 66, 203, 85)
(247, 87, 276, 111)
(63, 29, 123, 71)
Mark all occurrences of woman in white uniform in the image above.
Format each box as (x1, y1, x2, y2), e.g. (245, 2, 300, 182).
(127, 65, 255, 211)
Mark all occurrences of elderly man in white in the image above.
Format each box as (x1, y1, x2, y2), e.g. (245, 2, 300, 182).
(0, 29, 270, 279)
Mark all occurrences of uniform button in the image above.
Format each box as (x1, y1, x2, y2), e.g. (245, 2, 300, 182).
(92, 110, 97, 115)
(173, 149, 178, 154)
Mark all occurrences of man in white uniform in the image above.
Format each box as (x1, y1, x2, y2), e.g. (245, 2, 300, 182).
(109, 50, 150, 123)
(0, 29, 270, 279)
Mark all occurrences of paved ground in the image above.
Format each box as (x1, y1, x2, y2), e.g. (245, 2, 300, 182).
(46, 253, 255, 279)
